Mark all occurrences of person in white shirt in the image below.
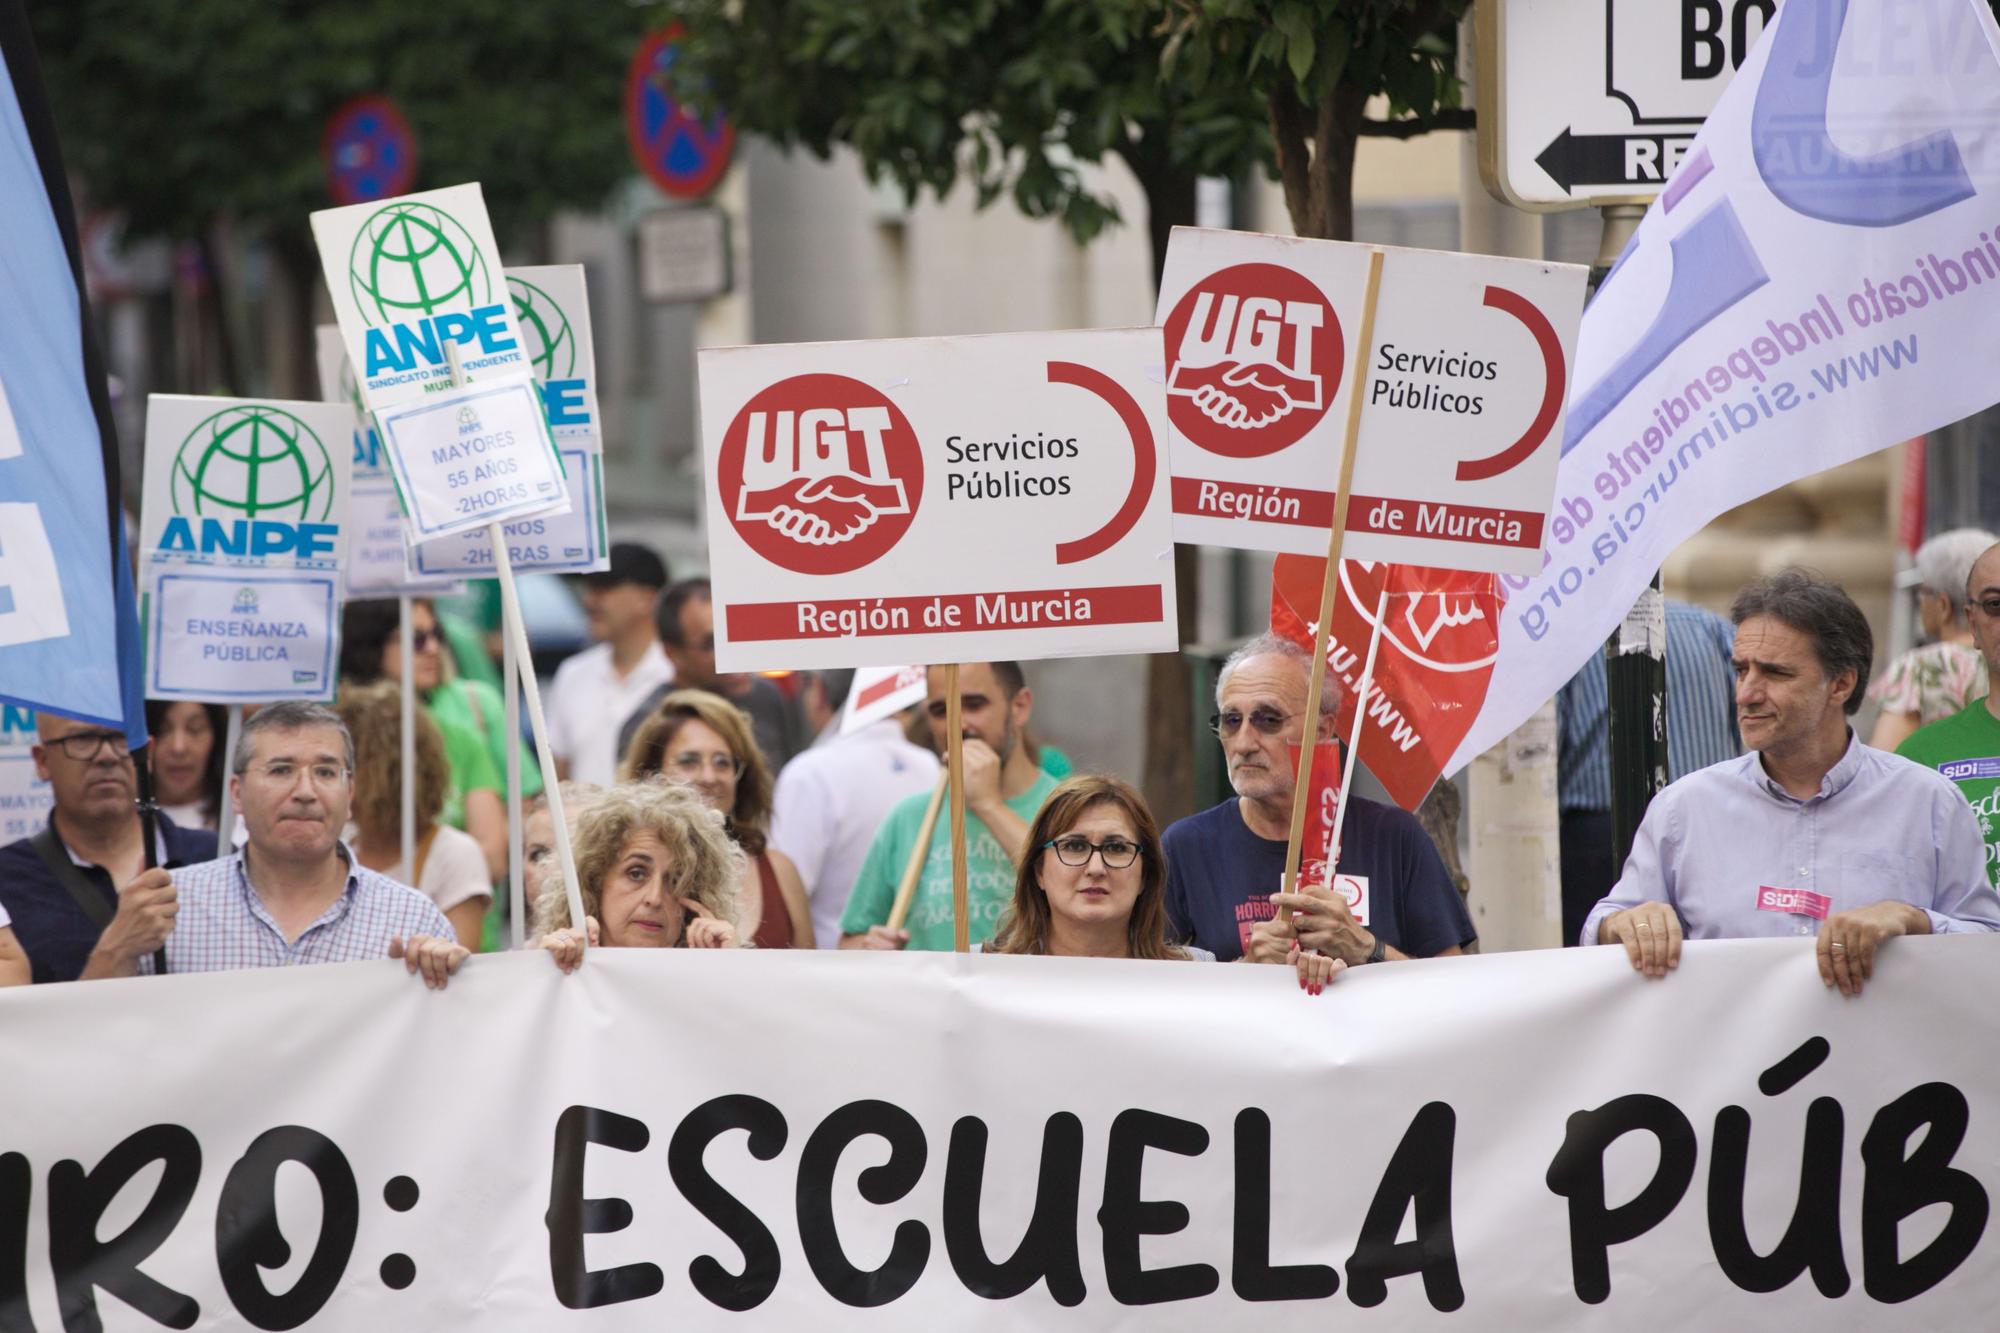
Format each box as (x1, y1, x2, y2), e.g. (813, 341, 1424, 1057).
(769, 669, 940, 948)
(545, 543, 674, 786)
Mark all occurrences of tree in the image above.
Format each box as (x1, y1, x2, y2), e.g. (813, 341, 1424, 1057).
(29, 0, 667, 395)
(675, 1, 1472, 818)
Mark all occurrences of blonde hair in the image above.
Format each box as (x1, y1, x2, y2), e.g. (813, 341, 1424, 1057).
(619, 689, 775, 855)
(530, 778, 742, 942)
(334, 681, 448, 841)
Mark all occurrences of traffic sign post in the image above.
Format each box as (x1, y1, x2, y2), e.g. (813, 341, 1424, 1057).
(1477, 0, 1770, 211)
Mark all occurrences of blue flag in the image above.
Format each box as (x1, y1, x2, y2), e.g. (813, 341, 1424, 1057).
(0, 2, 148, 744)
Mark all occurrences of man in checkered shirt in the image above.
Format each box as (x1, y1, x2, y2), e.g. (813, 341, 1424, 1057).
(91, 701, 470, 988)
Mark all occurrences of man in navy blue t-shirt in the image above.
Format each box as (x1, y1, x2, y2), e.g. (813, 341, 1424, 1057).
(1163, 634, 1474, 965)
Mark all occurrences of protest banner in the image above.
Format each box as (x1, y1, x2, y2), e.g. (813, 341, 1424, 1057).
(137, 396, 355, 704)
(405, 266, 610, 579)
(701, 327, 1177, 947)
(0, 937, 1993, 1329)
(0, 704, 52, 842)
(1451, 0, 2000, 772)
(310, 183, 570, 543)
(701, 328, 1178, 672)
(1157, 226, 1587, 576)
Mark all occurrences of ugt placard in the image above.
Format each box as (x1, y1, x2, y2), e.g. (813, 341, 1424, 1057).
(701, 328, 1178, 671)
(137, 395, 355, 702)
(1158, 227, 1586, 576)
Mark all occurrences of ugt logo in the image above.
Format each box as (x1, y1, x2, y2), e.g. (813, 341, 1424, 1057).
(717, 374, 922, 576)
(1162, 262, 1342, 459)
(347, 202, 493, 328)
(159, 406, 339, 562)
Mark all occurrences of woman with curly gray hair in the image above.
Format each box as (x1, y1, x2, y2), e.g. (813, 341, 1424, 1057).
(534, 780, 742, 971)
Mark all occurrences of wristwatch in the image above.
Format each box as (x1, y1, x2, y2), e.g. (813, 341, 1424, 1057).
(1364, 933, 1386, 965)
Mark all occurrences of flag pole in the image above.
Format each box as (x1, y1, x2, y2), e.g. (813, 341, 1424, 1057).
(505, 621, 525, 947)
(215, 705, 242, 849)
(1321, 581, 1392, 892)
(944, 664, 969, 953)
(1280, 248, 1384, 926)
(399, 594, 416, 884)
(887, 772, 947, 932)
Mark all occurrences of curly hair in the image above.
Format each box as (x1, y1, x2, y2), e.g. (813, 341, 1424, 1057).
(530, 778, 742, 942)
(619, 689, 774, 854)
(334, 681, 449, 841)
(988, 773, 1191, 961)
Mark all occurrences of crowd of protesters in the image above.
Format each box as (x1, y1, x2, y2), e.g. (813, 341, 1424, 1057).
(2, 540, 1997, 998)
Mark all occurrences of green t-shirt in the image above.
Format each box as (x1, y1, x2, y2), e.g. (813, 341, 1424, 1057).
(1898, 698, 2000, 885)
(430, 677, 543, 803)
(841, 769, 1060, 951)
(436, 707, 501, 832)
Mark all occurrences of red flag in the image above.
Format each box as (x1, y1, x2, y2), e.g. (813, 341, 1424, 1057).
(1271, 558, 1502, 811)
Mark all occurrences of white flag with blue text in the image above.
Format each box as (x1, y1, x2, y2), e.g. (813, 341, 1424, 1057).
(1452, 0, 2000, 772)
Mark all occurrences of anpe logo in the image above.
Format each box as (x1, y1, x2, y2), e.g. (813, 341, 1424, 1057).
(160, 405, 339, 561)
(1163, 262, 1342, 458)
(509, 277, 576, 381)
(717, 374, 922, 576)
(348, 201, 493, 327)
(232, 587, 260, 615)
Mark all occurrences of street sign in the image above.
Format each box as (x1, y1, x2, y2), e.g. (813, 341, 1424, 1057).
(1478, 0, 1775, 211)
(323, 95, 418, 206)
(638, 207, 732, 303)
(625, 27, 734, 200)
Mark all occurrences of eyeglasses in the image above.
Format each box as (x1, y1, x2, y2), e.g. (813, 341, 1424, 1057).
(669, 750, 739, 778)
(1209, 707, 1294, 739)
(47, 730, 129, 761)
(1042, 835, 1142, 869)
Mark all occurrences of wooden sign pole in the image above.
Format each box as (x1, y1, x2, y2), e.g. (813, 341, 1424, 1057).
(1279, 247, 1385, 924)
(944, 663, 970, 952)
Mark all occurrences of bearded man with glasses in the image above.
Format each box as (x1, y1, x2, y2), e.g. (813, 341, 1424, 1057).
(1161, 633, 1475, 967)
(0, 714, 216, 983)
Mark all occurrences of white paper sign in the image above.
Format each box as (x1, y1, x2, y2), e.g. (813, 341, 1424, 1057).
(0, 705, 52, 842)
(374, 379, 571, 542)
(1157, 227, 1586, 575)
(405, 266, 610, 575)
(148, 572, 338, 699)
(316, 325, 461, 598)
(841, 664, 928, 734)
(0, 939, 1995, 1328)
(702, 327, 1179, 671)
(138, 395, 354, 702)
(309, 184, 570, 543)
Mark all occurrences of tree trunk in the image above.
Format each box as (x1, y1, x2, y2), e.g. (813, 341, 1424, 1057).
(1126, 147, 1202, 825)
(1268, 79, 1367, 241)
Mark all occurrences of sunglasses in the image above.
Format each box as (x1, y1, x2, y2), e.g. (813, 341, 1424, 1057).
(1209, 707, 1294, 739)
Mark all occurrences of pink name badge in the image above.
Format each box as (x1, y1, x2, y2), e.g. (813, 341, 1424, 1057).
(1756, 885, 1831, 920)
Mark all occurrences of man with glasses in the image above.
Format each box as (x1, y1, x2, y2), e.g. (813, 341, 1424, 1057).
(0, 714, 216, 983)
(1162, 633, 1475, 965)
(87, 701, 470, 988)
(840, 661, 1058, 951)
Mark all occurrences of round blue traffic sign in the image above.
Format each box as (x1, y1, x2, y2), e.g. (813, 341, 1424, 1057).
(625, 27, 734, 200)
(324, 95, 418, 206)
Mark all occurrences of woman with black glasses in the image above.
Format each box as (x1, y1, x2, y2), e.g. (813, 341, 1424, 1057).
(986, 773, 1341, 993)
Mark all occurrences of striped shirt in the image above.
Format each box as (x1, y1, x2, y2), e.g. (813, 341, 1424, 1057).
(140, 847, 450, 975)
(1557, 600, 1742, 812)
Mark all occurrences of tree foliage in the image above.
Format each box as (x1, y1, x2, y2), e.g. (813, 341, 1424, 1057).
(29, 0, 667, 244)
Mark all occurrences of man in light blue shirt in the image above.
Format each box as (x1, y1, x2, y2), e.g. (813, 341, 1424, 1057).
(1584, 570, 2000, 995)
